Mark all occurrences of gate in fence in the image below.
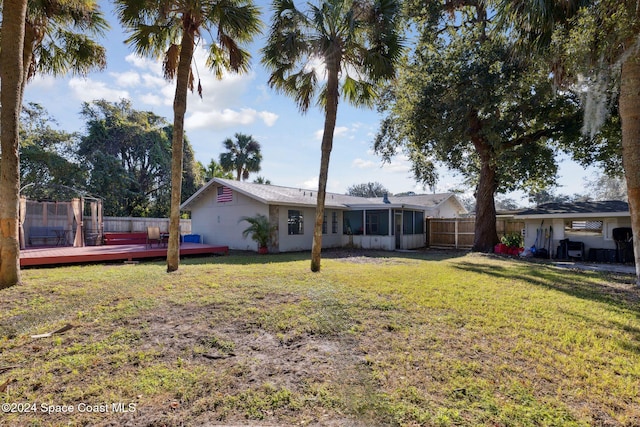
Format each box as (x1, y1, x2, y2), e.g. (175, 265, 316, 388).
(427, 217, 525, 249)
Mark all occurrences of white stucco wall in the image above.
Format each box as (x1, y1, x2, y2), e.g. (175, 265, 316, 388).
(431, 198, 465, 218)
(401, 234, 426, 249)
(189, 190, 268, 250)
(188, 186, 451, 252)
(345, 235, 395, 250)
(275, 206, 344, 252)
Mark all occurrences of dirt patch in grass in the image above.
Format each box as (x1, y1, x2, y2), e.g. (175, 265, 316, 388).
(2, 296, 377, 426)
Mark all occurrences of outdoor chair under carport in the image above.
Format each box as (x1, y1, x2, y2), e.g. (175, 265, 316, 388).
(146, 226, 162, 248)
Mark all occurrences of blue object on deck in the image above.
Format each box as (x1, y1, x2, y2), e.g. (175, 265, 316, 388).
(182, 234, 201, 243)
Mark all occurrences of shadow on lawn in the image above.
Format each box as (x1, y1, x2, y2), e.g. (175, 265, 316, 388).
(453, 256, 640, 354)
(183, 247, 470, 266)
(452, 256, 640, 312)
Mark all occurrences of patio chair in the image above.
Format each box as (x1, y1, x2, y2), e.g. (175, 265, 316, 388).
(146, 226, 162, 248)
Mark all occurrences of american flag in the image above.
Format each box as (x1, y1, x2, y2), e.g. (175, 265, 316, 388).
(217, 186, 233, 203)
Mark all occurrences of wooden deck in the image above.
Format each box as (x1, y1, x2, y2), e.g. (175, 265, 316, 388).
(20, 243, 229, 267)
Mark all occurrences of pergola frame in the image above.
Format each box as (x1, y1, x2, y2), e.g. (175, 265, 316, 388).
(19, 196, 103, 249)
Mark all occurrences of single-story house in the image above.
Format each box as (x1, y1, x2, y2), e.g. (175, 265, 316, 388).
(514, 200, 632, 261)
(180, 178, 467, 252)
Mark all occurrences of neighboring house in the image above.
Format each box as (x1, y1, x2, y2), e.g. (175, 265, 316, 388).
(514, 201, 631, 260)
(180, 178, 467, 252)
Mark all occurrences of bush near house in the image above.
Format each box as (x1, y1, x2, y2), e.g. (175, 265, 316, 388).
(495, 232, 524, 255)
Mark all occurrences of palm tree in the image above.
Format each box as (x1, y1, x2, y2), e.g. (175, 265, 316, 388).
(497, 0, 640, 285)
(262, 0, 403, 272)
(115, 0, 262, 272)
(219, 133, 262, 181)
(253, 176, 271, 184)
(0, 0, 107, 288)
(23, 0, 108, 96)
(240, 214, 275, 252)
(0, 0, 28, 289)
(201, 159, 234, 181)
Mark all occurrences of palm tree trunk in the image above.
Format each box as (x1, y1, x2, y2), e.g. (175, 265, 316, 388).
(310, 58, 340, 272)
(0, 0, 28, 289)
(619, 55, 640, 286)
(166, 25, 195, 272)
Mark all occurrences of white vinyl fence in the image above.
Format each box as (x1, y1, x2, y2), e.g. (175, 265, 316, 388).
(103, 217, 191, 234)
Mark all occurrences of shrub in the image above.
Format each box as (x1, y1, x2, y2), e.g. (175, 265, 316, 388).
(501, 232, 523, 248)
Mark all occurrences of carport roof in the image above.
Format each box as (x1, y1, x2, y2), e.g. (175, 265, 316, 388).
(514, 200, 629, 219)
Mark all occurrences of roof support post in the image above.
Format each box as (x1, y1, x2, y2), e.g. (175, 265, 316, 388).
(362, 210, 367, 236)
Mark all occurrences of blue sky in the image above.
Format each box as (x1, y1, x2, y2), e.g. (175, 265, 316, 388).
(22, 0, 595, 202)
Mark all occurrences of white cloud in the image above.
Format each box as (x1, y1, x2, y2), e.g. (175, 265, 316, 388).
(381, 157, 412, 174)
(26, 75, 56, 90)
(352, 158, 376, 169)
(258, 111, 279, 127)
(255, 84, 272, 102)
(125, 53, 162, 75)
(334, 126, 349, 137)
(304, 56, 327, 81)
(140, 93, 164, 106)
(184, 108, 279, 131)
(295, 176, 342, 193)
(111, 71, 141, 87)
(352, 155, 412, 174)
(68, 78, 129, 102)
(314, 125, 350, 141)
(122, 48, 253, 107)
(299, 177, 318, 190)
(141, 74, 167, 88)
(188, 71, 256, 112)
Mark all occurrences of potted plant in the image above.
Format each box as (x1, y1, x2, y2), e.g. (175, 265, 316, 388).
(240, 214, 275, 254)
(495, 232, 524, 256)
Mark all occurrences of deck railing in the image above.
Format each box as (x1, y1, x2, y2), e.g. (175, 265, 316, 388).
(103, 217, 191, 234)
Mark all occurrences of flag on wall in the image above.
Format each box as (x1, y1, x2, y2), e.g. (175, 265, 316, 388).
(217, 186, 233, 203)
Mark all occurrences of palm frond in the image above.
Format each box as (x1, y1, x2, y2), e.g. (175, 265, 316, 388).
(124, 23, 179, 58)
(206, 43, 229, 79)
(262, 0, 403, 111)
(217, 33, 251, 72)
(342, 75, 376, 107)
(24, 0, 109, 81)
(163, 43, 180, 79)
(210, 1, 263, 41)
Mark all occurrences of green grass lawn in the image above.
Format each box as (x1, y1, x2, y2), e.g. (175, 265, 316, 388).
(0, 250, 639, 426)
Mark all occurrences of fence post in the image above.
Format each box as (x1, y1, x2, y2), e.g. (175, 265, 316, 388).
(455, 218, 459, 249)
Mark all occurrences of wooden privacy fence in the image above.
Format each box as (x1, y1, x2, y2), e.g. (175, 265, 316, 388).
(427, 217, 525, 249)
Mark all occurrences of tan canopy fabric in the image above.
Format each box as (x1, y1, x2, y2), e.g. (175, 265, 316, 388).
(67, 203, 74, 246)
(97, 199, 103, 242)
(19, 196, 27, 250)
(90, 200, 98, 234)
(72, 197, 84, 247)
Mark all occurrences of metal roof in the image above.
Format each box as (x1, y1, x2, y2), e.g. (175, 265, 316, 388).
(181, 178, 461, 211)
